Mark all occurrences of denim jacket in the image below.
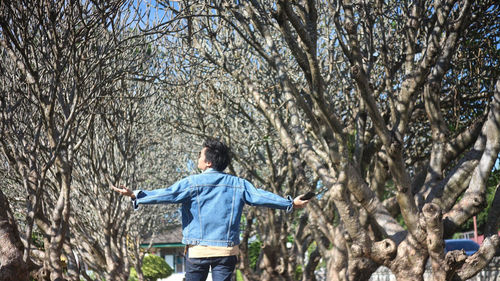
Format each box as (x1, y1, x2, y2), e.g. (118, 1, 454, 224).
(133, 168, 293, 247)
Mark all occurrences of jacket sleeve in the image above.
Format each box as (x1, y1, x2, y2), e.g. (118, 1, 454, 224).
(242, 179, 294, 213)
(132, 177, 191, 210)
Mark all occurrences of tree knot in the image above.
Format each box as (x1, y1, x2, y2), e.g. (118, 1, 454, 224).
(371, 239, 397, 263)
(345, 21, 357, 34)
(351, 65, 361, 79)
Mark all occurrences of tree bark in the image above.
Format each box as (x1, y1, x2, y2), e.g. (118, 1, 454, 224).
(0, 189, 33, 281)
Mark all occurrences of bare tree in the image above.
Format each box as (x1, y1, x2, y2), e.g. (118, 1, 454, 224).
(3, 1, 497, 280)
(155, 1, 500, 280)
(0, 0, 157, 279)
(67, 54, 200, 278)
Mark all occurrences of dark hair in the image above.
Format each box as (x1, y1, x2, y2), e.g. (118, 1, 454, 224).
(203, 138, 231, 171)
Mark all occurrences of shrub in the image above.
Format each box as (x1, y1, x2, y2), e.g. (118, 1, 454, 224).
(129, 254, 173, 281)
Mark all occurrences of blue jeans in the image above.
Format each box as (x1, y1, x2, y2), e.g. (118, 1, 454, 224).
(185, 256, 237, 281)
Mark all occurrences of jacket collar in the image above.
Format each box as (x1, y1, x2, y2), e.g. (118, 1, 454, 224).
(203, 168, 219, 173)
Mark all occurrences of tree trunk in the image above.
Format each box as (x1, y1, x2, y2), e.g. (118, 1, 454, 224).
(0, 189, 32, 281)
(63, 240, 80, 281)
(47, 159, 72, 281)
(259, 243, 289, 281)
(390, 238, 427, 281)
(325, 254, 347, 281)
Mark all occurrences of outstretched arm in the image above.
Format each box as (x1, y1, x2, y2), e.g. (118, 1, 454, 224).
(110, 177, 191, 209)
(242, 178, 313, 212)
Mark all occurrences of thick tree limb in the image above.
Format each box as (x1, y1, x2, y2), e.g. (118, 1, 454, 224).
(428, 145, 482, 211)
(422, 203, 447, 281)
(456, 236, 500, 280)
(345, 164, 406, 243)
(485, 183, 500, 236)
(445, 80, 500, 230)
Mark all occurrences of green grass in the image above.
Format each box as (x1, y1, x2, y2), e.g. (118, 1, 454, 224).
(236, 269, 244, 281)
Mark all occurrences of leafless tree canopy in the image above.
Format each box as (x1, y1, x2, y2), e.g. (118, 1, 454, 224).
(1, 0, 499, 281)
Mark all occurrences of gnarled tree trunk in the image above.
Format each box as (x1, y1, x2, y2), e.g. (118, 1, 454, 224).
(0, 189, 34, 281)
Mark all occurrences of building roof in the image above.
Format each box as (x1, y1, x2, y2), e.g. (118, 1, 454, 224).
(141, 225, 183, 247)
